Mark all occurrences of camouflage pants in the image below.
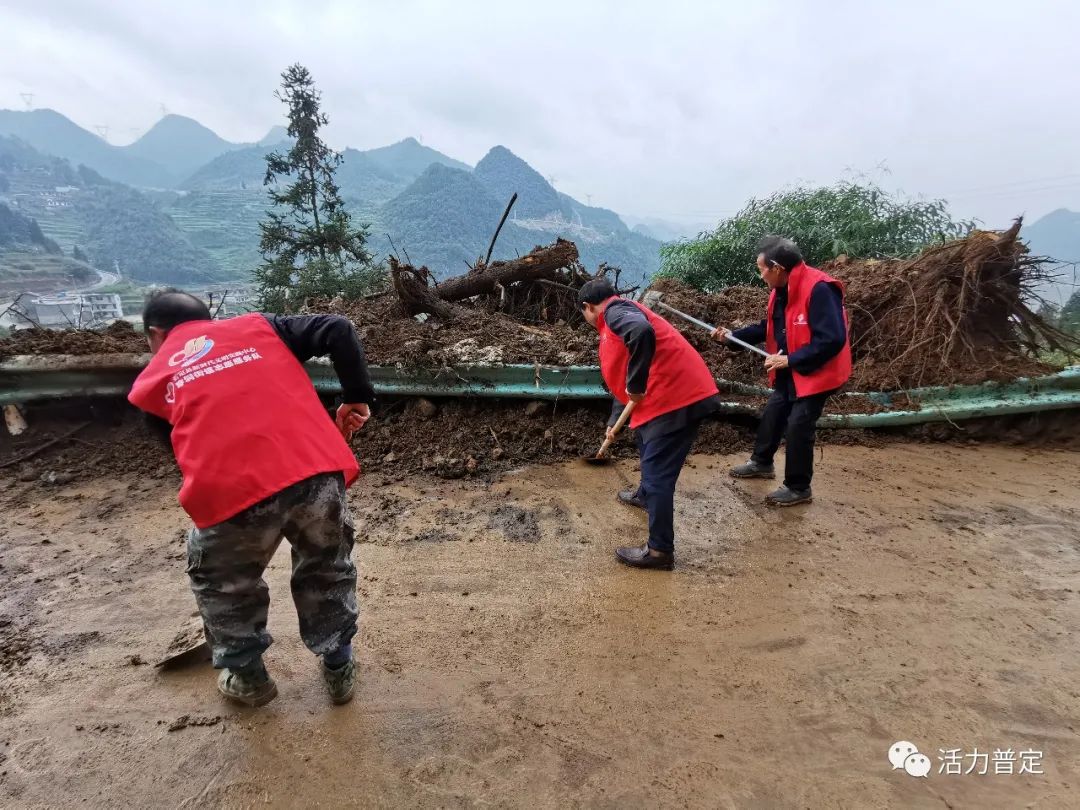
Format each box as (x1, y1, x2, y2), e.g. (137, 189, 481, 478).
(186, 472, 358, 670)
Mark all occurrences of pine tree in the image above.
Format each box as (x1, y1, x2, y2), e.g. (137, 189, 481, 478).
(255, 64, 383, 312)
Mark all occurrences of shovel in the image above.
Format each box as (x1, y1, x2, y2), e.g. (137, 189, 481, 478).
(582, 400, 636, 466)
(640, 290, 772, 358)
(155, 613, 210, 669)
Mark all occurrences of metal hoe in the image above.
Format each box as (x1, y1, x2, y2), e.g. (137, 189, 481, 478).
(640, 291, 772, 358)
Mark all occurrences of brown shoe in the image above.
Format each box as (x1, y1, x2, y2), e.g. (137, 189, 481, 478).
(615, 543, 674, 570)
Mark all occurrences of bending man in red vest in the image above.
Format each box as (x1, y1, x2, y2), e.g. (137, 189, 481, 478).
(713, 237, 852, 506)
(128, 290, 374, 707)
(579, 278, 720, 570)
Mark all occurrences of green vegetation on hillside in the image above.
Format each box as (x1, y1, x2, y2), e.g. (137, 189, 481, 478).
(0, 253, 97, 296)
(474, 146, 567, 221)
(0, 135, 227, 284)
(362, 137, 471, 180)
(125, 114, 245, 180)
(659, 181, 976, 289)
(167, 190, 265, 275)
(0, 201, 61, 253)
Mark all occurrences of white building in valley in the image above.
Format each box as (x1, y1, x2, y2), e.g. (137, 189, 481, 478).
(19, 292, 124, 328)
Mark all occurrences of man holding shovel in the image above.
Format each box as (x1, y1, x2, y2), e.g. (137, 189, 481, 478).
(128, 289, 374, 707)
(579, 278, 720, 570)
(713, 237, 851, 506)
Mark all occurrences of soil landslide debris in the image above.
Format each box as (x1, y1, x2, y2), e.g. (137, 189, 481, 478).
(3, 227, 1071, 393)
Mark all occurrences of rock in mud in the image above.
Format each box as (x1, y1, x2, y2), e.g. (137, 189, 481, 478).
(412, 398, 438, 419)
(40, 471, 75, 486)
(525, 401, 548, 418)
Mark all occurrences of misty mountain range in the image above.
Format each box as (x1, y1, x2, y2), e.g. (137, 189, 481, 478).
(0, 108, 669, 286)
(0, 107, 1077, 306)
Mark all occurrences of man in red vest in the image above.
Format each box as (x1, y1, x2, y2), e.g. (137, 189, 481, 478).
(713, 237, 852, 506)
(579, 278, 720, 570)
(128, 289, 374, 707)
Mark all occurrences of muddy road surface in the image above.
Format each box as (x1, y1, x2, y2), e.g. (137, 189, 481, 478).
(1, 443, 1078, 808)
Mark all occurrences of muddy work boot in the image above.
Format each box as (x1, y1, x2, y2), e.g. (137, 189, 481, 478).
(322, 657, 356, 705)
(617, 488, 647, 511)
(730, 460, 776, 479)
(615, 544, 674, 571)
(217, 661, 278, 707)
(765, 486, 813, 507)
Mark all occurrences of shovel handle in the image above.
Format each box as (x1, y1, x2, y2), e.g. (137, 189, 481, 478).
(596, 399, 637, 458)
(653, 300, 772, 359)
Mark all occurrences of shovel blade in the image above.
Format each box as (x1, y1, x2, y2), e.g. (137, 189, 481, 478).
(156, 614, 211, 669)
(581, 454, 613, 466)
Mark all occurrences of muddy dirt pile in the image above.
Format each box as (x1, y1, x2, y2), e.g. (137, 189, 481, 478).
(307, 294, 599, 367)
(7, 397, 1076, 489)
(0, 319, 147, 360)
(356, 398, 756, 478)
(0, 398, 757, 484)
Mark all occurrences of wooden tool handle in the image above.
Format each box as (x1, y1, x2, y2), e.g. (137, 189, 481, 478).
(596, 400, 637, 457)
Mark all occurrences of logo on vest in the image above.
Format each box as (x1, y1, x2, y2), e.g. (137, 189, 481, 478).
(165, 381, 176, 405)
(793, 312, 808, 326)
(168, 335, 215, 368)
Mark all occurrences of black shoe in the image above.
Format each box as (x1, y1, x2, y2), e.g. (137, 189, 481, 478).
(730, 460, 775, 479)
(615, 544, 674, 570)
(765, 486, 812, 507)
(617, 489, 646, 510)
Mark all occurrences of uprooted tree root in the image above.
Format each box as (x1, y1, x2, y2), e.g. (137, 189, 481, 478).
(650, 220, 1077, 391)
(833, 219, 1075, 390)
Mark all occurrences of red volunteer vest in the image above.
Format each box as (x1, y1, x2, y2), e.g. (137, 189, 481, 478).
(128, 314, 359, 529)
(766, 263, 853, 396)
(598, 299, 718, 429)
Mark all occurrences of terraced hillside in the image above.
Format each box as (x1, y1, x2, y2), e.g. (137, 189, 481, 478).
(0, 252, 97, 296)
(0, 136, 226, 284)
(167, 190, 264, 278)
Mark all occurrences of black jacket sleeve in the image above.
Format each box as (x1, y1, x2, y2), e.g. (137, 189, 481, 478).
(787, 282, 847, 375)
(603, 300, 656, 395)
(263, 314, 376, 405)
(730, 319, 767, 348)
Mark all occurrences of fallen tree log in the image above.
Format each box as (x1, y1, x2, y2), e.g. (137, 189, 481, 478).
(390, 239, 581, 318)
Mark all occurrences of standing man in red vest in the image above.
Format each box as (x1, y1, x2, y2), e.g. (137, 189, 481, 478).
(128, 289, 374, 707)
(579, 278, 720, 570)
(713, 237, 852, 506)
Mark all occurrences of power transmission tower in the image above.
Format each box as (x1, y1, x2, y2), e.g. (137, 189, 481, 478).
(548, 175, 557, 187)
(159, 103, 169, 117)
(586, 194, 592, 206)
(94, 125, 110, 141)
(19, 93, 34, 110)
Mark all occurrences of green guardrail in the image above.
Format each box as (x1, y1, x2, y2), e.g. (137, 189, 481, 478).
(0, 355, 610, 404)
(1, 354, 1078, 427)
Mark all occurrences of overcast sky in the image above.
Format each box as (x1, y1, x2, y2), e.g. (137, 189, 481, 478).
(1, 0, 1078, 228)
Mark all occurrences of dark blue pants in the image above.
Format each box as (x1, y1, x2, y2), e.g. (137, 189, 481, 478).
(634, 422, 701, 555)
